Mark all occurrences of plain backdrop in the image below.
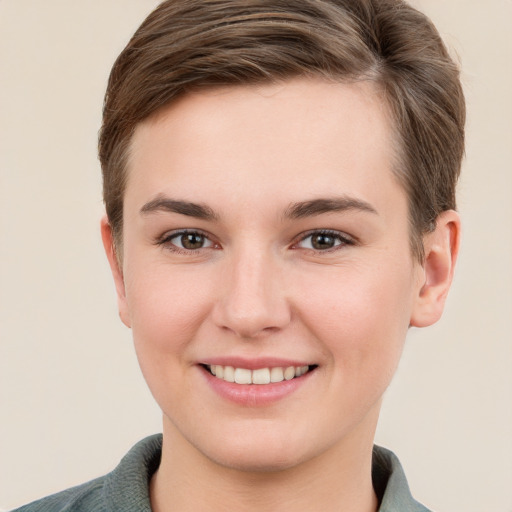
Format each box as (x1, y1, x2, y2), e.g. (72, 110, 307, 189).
(0, 1, 511, 511)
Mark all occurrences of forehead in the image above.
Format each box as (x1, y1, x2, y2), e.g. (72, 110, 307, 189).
(125, 77, 401, 217)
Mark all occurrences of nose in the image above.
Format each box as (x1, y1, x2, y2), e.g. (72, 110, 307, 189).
(212, 247, 291, 339)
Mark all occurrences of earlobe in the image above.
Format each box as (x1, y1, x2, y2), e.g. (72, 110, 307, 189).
(100, 216, 132, 328)
(410, 210, 461, 328)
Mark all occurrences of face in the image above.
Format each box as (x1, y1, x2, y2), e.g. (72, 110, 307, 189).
(107, 78, 429, 471)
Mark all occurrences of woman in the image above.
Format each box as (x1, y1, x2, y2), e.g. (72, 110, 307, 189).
(13, 0, 464, 510)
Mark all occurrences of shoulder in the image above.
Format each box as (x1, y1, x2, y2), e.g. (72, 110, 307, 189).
(11, 434, 162, 512)
(10, 477, 106, 512)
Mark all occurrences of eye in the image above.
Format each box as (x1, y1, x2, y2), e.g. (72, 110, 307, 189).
(296, 230, 353, 251)
(159, 230, 215, 252)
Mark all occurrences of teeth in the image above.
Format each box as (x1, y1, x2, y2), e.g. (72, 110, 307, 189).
(295, 365, 306, 377)
(207, 364, 310, 384)
(252, 368, 270, 384)
(270, 367, 284, 383)
(223, 366, 235, 383)
(284, 366, 295, 380)
(234, 368, 252, 384)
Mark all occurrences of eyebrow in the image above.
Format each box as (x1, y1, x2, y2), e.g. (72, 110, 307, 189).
(284, 197, 378, 219)
(140, 195, 377, 221)
(140, 195, 218, 220)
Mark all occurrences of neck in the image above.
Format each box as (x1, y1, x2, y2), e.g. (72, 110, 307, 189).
(150, 417, 379, 512)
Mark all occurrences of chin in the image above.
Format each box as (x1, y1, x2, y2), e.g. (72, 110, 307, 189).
(208, 443, 309, 474)
(192, 422, 325, 474)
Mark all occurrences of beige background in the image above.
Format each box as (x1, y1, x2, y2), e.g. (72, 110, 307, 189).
(1, 1, 511, 511)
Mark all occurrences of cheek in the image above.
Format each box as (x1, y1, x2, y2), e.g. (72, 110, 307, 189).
(123, 261, 214, 373)
(295, 260, 414, 376)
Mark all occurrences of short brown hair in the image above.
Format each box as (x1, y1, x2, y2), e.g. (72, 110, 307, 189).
(99, 0, 465, 261)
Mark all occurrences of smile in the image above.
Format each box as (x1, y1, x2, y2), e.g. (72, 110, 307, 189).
(206, 364, 313, 384)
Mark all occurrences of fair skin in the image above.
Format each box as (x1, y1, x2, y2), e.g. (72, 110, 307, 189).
(102, 78, 460, 512)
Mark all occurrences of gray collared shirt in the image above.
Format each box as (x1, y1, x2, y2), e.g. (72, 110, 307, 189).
(12, 434, 431, 511)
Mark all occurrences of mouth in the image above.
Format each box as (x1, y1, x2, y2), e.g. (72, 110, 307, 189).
(202, 364, 317, 385)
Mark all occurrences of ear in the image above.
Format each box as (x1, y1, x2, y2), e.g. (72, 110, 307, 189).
(100, 216, 131, 328)
(410, 210, 461, 328)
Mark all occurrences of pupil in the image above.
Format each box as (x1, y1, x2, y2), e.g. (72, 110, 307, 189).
(312, 234, 334, 250)
(182, 233, 204, 249)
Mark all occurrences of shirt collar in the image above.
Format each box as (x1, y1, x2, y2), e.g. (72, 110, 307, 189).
(105, 435, 431, 512)
(372, 445, 431, 512)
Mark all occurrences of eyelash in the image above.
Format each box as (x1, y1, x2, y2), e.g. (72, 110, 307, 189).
(293, 229, 355, 253)
(156, 229, 355, 254)
(156, 229, 218, 255)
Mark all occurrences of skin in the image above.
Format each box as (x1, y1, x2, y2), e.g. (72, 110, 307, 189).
(102, 78, 460, 512)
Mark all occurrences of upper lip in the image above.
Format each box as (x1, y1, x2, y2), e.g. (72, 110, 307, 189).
(200, 357, 314, 370)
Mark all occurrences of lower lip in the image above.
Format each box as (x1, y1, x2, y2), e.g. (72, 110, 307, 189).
(201, 366, 314, 406)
